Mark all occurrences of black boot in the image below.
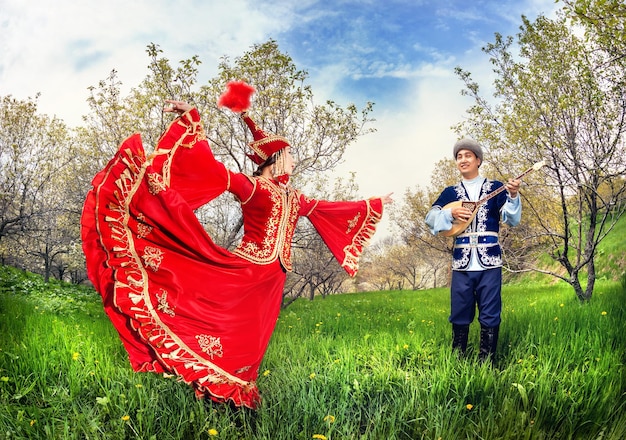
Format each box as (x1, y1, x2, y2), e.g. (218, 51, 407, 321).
(479, 325, 499, 364)
(452, 324, 470, 355)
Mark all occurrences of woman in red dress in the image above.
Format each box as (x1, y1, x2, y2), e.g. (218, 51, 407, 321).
(81, 81, 392, 409)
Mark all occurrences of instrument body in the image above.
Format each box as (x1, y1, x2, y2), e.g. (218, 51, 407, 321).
(439, 161, 545, 237)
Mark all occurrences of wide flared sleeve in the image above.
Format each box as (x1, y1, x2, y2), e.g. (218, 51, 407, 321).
(301, 195, 384, 277)
(150, 108, 230, 210)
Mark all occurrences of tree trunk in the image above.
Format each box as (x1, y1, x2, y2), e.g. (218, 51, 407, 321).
(583, 258, 596, 302)
(571, 272, 587, 302)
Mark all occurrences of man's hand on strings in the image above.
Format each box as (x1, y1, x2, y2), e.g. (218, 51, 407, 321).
(451, 206, 473, 222)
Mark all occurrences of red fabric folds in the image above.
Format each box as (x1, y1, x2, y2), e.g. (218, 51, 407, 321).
(81, 109, 384, 409)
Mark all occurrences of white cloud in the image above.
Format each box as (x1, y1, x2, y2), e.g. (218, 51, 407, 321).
(0, 0, 288, 125)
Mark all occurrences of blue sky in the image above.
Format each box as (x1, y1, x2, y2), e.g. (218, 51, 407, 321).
(0, 0, 559, 235)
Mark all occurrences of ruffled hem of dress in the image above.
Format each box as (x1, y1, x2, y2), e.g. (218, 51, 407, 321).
(82, 133, 261, 410)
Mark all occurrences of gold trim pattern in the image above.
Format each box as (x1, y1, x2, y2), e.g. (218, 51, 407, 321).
(196, 334, 224, 360)
(147, 172, 167, 195)
(341, 199, 383, 276)
(156, 289, 175, 317)
(346, 212, 361, 234)
(142, 246, 164, 272)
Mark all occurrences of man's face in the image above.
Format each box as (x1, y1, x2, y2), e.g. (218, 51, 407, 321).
(455, 149, 481, 179)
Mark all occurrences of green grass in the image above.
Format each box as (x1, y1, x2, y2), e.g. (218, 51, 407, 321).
(1, 265, 625, 439)
(593, 214, 626, 281)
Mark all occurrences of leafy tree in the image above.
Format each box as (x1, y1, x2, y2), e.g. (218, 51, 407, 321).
(0, 95, 76, 280)
(561, 0, 626, 60)
(80, 40, 376, 297)
(357, 237, 404, 291)
(388, 159, 457, 288)
(286, 173, 362, 303)
(454, 13, 626, 301)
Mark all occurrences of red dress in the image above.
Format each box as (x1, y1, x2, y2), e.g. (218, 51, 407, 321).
(81, 109, 384, 409)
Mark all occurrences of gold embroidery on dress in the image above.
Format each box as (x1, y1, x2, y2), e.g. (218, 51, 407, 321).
(156, 289, 175, 317)
(147, 172, 167, 195)
(346, 212, 361, 234)
(233, 178, 281, 261)
(142, 246, 164, 272)
(232, 177, 301, 271)
(196, 334, 224, 359)
(136, 213, 153, 239)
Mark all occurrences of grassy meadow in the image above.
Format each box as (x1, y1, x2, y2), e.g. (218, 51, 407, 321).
(1, 264, 625, 439)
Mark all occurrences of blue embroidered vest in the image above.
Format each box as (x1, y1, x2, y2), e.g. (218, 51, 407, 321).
(432, 179, 508, 270)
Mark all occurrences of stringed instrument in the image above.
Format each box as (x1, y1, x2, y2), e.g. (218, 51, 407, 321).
(439, 160, 546, 237)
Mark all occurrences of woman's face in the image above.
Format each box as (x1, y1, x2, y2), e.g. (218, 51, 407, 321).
(281, 147, 295, 175)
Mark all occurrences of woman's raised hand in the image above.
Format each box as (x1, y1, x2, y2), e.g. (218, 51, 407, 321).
(163, 100, 193, 114)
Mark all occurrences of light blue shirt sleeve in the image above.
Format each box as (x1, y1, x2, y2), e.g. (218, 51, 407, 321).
(425, 207, 454, 235)
(501, 195, 522, 226)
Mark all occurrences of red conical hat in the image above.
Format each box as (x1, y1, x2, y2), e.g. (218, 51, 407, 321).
(218, 81, 290, 165)
(240, 112, 290, 164)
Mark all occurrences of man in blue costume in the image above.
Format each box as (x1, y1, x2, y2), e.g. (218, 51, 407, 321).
(425, 139, 521, 364)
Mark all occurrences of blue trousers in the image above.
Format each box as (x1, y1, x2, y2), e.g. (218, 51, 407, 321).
(449, 268, 502, 328)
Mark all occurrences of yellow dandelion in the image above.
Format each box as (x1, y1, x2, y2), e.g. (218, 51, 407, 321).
(336, 313, 341, 317)
(72, 352, 80, 361)
(0, 376, 8, 382)
(263, 369, 271, 377)
(312, 435, 327, 440)
(403, 344, 409, 350)
(323, 414, 336, 423)
(560, 303, 564, 307)
(135, 383, 143, 388)
(466, 404, 473, 410)
(554, 317, 558, 321)
(208, 428, 218, 436)
(309, 373, 316, 379)
(121, 415, 130, 421)
(601, 311, 607, 316)
(30, 420, 36, 426)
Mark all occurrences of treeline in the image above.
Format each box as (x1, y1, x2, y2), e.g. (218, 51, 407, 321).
(0, 40, 377, 302)
(1, 1, 626, 303)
